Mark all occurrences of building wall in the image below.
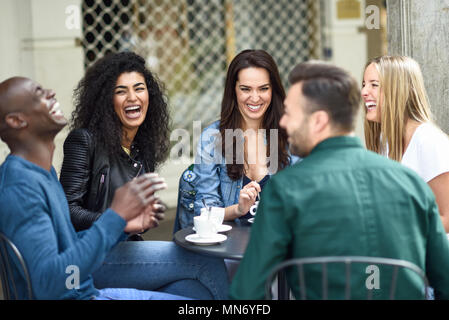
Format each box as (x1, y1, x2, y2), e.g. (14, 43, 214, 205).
(0, 0, 84, 171)
(322, 0, 368, 142)
(387, 0, 449, 134)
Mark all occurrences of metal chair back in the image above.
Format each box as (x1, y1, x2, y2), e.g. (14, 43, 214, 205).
(265, 256, 429, 300)
(0, 232, 33, 300)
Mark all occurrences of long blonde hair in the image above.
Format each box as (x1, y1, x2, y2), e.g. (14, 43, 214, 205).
(364, 55, 432, 161)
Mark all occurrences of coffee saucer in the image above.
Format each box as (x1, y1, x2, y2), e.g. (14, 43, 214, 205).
(185, 233, 227, 245)
(217, 224, 232, 232)
(193, 224, 232, 233)
(248, 218, 255, 224)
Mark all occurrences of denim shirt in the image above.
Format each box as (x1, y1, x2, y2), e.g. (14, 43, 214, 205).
(192, 121, 300, 218)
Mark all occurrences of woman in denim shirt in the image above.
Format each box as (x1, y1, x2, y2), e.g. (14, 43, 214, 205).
(193, 50, 298, 222)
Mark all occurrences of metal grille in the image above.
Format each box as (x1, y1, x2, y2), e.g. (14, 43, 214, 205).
(82, 0, 321, 130)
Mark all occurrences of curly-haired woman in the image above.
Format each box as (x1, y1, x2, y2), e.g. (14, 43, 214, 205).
(59, 52, 229, 299)
(60, 52, 170, 237)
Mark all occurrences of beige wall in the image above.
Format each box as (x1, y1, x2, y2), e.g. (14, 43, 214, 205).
(0, 0, 84, 171)
(322, 0, 368, 143)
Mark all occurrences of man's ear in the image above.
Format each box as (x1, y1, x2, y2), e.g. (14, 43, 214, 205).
(310, 110, 329, 134)
(5, 112, 28, 129)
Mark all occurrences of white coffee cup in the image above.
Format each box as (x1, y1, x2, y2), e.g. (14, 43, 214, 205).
(194, 215, 217, 238)
(201, 207, 225, 228)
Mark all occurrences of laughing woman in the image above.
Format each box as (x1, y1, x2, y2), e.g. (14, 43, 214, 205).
(60, 52, 170, 239)
(362, 55, 449, 232)
(58, 52, 229, 300)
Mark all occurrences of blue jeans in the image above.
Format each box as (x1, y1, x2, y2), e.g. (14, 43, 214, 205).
(95, 288, 191, 300)
(92, 241, 229, 300)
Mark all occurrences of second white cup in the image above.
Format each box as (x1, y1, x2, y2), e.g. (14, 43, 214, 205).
(194, 215, 217, 238)
(201, 207, 225, 228)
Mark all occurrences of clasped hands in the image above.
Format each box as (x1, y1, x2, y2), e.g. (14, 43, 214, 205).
(110, 173, 167, 234)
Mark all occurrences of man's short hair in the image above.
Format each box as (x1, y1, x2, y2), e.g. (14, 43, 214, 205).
(289, 61, 361, 131)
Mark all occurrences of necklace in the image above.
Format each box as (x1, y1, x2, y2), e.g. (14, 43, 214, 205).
(122, 146, 131, 155)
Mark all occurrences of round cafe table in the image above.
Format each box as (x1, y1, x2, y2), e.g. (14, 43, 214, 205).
(173, 219, 290, 299)
(173, 220, 251, 260)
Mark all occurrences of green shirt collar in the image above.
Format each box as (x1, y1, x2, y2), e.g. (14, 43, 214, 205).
(310, 135, 363, 155)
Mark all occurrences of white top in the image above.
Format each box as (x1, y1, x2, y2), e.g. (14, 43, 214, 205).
(401, 122, 449, 182)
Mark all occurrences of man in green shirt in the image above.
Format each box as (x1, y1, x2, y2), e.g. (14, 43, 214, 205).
(229, 61, 449, 300)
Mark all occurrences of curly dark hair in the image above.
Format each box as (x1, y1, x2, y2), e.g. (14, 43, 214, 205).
(71, 51, 170, 170)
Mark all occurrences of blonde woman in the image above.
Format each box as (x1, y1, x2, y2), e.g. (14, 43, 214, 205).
(362, 55, 449, 232)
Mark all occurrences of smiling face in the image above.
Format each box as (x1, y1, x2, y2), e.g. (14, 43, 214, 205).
(362, 63, 382, 123)
(0, 77, 68, 146)
(13, 78, 68, 131)
(32, 82, 67, 126)
(113, 72, 149, 137)
(235, 67, 272, 127)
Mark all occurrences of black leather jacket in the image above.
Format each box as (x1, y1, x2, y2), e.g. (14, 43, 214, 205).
(59, 128, 152, 232)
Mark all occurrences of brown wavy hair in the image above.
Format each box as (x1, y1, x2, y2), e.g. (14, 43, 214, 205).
(219, 49, 290, 180)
